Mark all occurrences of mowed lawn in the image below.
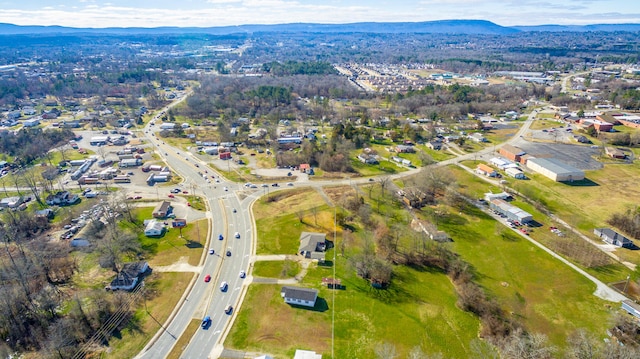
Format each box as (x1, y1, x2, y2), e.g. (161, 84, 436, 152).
(227, 257, 480, 359)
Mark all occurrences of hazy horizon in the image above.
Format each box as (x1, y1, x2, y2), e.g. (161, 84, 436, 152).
(0, 0, 638, 29)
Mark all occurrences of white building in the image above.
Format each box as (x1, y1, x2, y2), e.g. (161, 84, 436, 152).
(526, 157, 584, 182)
(505, 167, 526, 179)
(280, 286, 318, 308)
(144, 220, 165, 237)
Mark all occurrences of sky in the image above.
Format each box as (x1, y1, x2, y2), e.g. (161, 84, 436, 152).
(0, 0, 639, 28)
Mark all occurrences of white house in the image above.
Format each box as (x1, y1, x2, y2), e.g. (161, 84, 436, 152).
(280, 286, 318, 308)
(144, 220, 165, 237)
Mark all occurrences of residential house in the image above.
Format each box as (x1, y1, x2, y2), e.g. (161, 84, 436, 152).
(108, 261, 150, 291)
(144, 220, 165, 237)
(426, 140, 443, 150)
(46, 191, 79, 206)
(35, 208, 55, 219)
(299, 232, 327, 260)
(152, 201, 172, 218)
(357, 153, 379, 164)
(572, 135, 590, 143)
(299, 163, 311, 173)
(605, 147, 626, 159)
(0, 196, 23, 209)
(280, 286, 318, 308)
(476, 164, 497, 177)
(395, 144, 415, 153)
(468, 132, 487, 143)
(594, 228, 633, 248)
(22, 118, 40, 127)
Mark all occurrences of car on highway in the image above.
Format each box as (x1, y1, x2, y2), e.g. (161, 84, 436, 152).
(272, 183, 279, 187)
(239, 271, 246, 278)
(261, 184, 268, 187)
(286, 182, 293, 186)
(218, 234, 224, 240)
(209, 248, 215, 255)
(201, 315, 211, 328)
(204, 274, 211, 282)
(171, 188, 181, 193)
(233, 208, 237, 213)
(182, 190, 188, 194)
(224, 305, 233, 314)
(195, 164, 199, 167)
(249, 184, 257, 188)
(223, 187, 228, 191)
(168, 194, 175, 198)
(234, 232, 240, 238)
(226, 249, 232, 257)
(220, 281, 228, 292)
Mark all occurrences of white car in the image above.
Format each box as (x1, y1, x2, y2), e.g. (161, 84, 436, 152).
(223, 187, 228, 191)
(234, 232, 240, 238)
(286, 182, 294, 186)
(220, 281, 228, 292)
(239, 271, 246, 278)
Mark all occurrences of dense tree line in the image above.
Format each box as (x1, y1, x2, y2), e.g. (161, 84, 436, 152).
(608, 208, 640, 240)
(0, 128, 74, 166)
(0, 195, 147, 358)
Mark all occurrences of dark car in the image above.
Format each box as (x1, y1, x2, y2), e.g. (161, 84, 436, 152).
(226, 249, 231, 257)
(218, 234, 224, 240)
(201, 315, 211, 328)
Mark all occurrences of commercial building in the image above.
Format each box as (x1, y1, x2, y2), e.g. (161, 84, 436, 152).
(499, 144, 526, 162)
(505, 167, 526, 179)
(489, 199, 533, 223)
(526, 157, 585, 182)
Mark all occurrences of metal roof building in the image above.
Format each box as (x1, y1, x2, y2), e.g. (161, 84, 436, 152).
(490, 199, 533, 223)
(526, 157, 585, 182)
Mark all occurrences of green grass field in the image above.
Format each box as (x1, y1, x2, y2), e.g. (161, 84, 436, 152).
(253, 260, 301, 278)
(227, 259, 480, 358)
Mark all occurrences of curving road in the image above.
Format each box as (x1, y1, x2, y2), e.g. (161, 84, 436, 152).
(136, 92, 627, 359)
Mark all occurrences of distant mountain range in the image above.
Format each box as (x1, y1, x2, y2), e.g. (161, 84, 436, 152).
(0, 20, 639, 36)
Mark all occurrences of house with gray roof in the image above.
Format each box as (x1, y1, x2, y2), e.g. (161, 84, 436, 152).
(298, 232, 327, 260)
(281, 286, 318, 308)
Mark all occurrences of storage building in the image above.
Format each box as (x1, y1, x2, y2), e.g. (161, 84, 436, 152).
(505, 167, 526, 179)
(489, 199, 533, 223)
(526, 157, 585, 182)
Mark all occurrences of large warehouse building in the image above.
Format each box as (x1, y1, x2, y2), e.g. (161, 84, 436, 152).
(526, 157, 585, 182)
